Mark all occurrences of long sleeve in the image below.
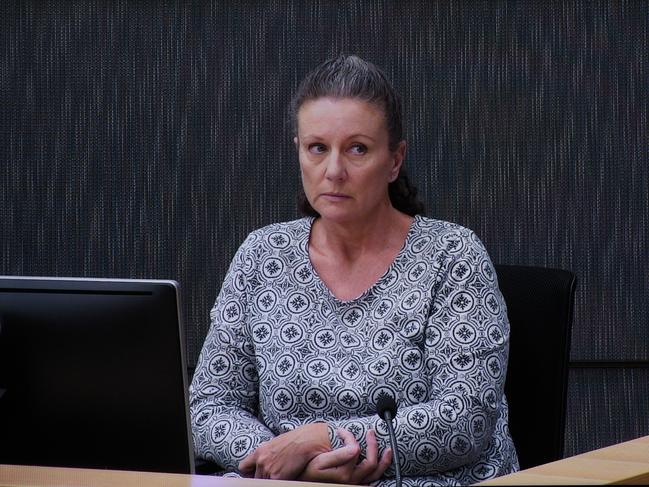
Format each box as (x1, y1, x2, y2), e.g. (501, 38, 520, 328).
(189, 235, 275, 471)
(189, 217, 517, 485)
(327, 226, 512, 479)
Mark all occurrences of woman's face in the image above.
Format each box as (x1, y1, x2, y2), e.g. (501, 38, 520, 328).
(295, 97, 405, 225)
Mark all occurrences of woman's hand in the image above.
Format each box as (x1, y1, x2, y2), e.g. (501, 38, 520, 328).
(238, 422, 331, 479)
(299, 428, 393, 485)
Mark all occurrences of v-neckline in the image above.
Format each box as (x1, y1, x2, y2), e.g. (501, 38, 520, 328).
(303, 215, 419, 304)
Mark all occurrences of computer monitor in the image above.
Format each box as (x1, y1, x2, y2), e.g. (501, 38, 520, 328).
(0, 276, 195, 474)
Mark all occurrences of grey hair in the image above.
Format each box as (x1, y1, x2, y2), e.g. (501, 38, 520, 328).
(290, 54, 424, 217)
(289, 54, 403, 151)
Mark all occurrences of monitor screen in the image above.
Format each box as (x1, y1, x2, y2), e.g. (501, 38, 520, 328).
(0, 276, 195, 474)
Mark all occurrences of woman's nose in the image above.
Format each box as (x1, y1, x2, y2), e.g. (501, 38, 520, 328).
(325, 151, 346, 181)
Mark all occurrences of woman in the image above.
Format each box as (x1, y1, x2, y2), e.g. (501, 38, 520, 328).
(190, 55, 519, 485)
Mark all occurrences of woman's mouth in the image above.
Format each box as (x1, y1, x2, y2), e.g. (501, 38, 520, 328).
(321, 192, 351, 201)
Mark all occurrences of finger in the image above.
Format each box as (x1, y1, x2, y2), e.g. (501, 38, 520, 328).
(364, 429, 379, 465)
(361, 447, 393, 485)
(310, 443, 359, 470)
(351, 429, 379, 482)
(299, 447, 359, 483)
(336, 427, 359, 447)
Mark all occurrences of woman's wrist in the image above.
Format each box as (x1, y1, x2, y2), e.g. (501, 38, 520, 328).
(301, 422, 332, 455)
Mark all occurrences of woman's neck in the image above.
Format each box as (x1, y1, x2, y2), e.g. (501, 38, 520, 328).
(310, 206, 413, 263)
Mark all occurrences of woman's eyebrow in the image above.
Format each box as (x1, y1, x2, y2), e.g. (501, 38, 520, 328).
(299, 133, 325, 141)
(299, 133, 378, 143)
(347, 133, 377, 142)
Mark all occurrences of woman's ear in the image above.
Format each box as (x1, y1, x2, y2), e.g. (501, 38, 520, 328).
(389, 141, 407, 182)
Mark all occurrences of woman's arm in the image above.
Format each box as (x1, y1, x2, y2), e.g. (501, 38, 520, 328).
(238, 422, 331, 479)
(189, 236, 275, 471)
(327, 228, 511, 477)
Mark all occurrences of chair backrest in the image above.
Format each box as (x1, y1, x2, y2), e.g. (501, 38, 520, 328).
(494, 264, 577, 470)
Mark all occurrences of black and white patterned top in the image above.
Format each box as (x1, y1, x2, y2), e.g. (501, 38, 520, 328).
(190, 216, 519, 485)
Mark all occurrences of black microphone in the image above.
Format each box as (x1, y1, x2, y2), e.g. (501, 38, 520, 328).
(376, 393, 402, 487)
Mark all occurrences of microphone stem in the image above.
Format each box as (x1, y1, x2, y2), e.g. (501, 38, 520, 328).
(384, 410, 402, 487)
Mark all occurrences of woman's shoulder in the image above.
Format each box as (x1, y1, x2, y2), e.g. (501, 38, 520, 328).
(411, 216, 497, 288)
(239, 217, 312, 252)
(411, 215, 489, 255)
(409, 215, 488, 264)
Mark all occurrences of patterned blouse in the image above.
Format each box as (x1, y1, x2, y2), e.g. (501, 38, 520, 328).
(189, 216, 519, 485)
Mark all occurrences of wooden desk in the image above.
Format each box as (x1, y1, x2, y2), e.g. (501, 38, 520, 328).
(3, 435, 649, 486)
(0, 464, 343, 487)
(479, 434, 649, 485)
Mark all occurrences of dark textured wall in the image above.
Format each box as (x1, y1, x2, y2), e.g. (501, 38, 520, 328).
(1, 0, 647, 458)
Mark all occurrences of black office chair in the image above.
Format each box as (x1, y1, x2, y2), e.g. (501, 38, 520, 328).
(495, 264, 577, 470)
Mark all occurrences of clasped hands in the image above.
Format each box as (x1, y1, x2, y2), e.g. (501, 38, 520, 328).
(239, 422, 392, 484)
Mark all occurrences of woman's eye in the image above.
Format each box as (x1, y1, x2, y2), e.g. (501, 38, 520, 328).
(308, 143, 327, 154)
(349, 143, 367, 155)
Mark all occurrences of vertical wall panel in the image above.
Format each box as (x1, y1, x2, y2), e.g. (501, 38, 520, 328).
(565, 368, 649, 456)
